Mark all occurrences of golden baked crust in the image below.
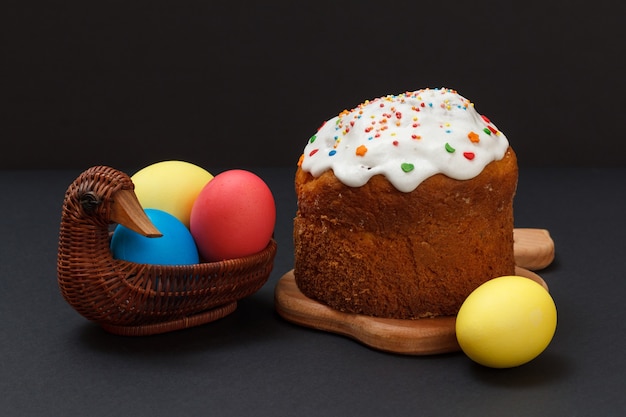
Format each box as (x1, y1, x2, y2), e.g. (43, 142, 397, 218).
(294, 147, 518, 319)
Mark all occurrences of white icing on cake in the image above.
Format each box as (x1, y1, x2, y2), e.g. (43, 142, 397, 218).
(299, 88, 510, 192)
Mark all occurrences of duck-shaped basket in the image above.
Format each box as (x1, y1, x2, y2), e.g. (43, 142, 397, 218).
(57, 166, 277, 336)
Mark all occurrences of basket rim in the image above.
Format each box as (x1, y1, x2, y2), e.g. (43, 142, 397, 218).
(112, 238, 277, 272)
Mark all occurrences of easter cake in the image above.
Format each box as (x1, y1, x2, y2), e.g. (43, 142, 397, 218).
(294, 88, 518, 319)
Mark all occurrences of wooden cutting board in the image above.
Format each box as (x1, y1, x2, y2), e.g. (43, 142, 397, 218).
(274, 228, 554, 355)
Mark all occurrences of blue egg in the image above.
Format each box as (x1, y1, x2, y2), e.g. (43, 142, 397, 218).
(111, 208, 200, 265)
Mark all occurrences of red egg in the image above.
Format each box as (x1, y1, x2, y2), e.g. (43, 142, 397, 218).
(190, 169, 276, 261)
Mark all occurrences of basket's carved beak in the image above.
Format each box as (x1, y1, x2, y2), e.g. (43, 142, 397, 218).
(110, 189, 162, 238)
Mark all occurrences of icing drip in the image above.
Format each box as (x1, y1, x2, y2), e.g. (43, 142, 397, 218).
(299, 88, 510, 193)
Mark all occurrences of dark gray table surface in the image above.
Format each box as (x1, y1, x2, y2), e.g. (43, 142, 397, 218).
(2, 166, 625, 416)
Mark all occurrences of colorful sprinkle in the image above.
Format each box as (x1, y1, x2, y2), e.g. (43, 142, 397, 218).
(463, 152, 475, 160)
(401, 163, 415, 173)
(329, 150, 337, 156)
(309, 149, 319, 157)
(468, 131, 480, 143)
(356, 145, 368, 156)
(309, 135, 316, 144)
(445, 143, 455, 153)
(483, 127, 491, 135)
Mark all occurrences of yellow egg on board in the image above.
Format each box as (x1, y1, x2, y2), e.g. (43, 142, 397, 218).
(455, 275, 557, 368)
(131, 161, 213, 228)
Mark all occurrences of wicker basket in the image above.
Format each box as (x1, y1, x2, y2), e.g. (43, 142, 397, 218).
(57, 166, 277, 336)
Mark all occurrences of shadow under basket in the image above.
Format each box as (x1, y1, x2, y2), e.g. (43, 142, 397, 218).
(58, 240, 277, 336)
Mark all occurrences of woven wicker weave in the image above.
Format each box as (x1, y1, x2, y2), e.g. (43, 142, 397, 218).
(57, 166, 276, 336)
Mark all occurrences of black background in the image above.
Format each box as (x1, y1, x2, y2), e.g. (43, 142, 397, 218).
(4, 0, 626, 170)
